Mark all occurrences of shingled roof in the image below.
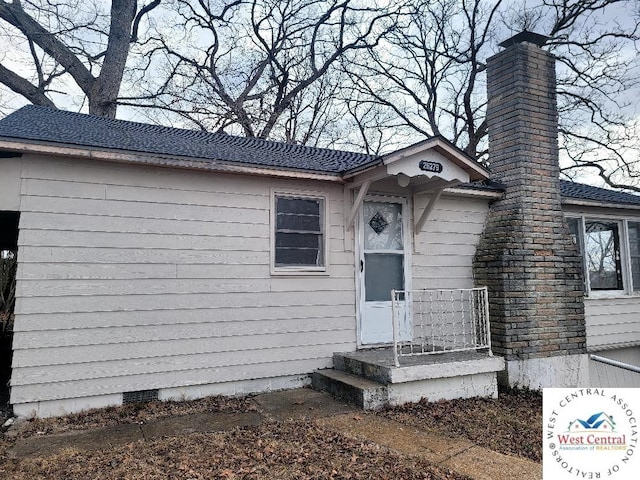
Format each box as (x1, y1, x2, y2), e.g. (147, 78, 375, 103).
(2, 106, 640, 207)
(0, 105, 378, 175)
(560, 180, 640, 206)
(466, 180, 640, 205)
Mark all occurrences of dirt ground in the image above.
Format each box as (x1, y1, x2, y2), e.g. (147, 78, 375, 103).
(0, 388, 541, 479)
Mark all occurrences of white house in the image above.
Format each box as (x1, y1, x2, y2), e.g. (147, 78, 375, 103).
(0, 32, 638, 417)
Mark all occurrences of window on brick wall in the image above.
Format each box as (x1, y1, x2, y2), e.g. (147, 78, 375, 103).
(567, 216, 640, 295)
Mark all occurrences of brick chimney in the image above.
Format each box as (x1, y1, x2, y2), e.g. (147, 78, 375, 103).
(474, 32, 588, 388)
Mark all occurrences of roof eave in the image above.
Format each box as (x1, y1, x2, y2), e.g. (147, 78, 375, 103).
(341, 157, 384, 178)
(0, 138, 345, 183)
(562, 197, 640, 211)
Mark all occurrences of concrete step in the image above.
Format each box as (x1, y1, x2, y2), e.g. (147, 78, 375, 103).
(311, 369, 387, 410)
(333, 352, 390, 383)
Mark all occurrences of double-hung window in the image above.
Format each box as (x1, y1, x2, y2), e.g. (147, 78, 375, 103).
(567, 216, 640, 295)
(272, 191, 326, 273)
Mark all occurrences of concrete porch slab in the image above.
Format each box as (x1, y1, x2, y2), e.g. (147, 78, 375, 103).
(314, 348, 505, 408)
(335, 348, 505, 384)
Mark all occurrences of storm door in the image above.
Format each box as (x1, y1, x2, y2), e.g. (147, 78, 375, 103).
(359, 198, 411, 344)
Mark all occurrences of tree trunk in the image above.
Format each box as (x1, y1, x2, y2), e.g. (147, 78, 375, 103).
(88, 0, 138, 118)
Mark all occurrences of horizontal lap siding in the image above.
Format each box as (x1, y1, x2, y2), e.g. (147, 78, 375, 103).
(585, 298, 640, 350)
(408, 195, 489, 339)
(11, 157, 355, 405)
(411, 195, 489, 290)
(14, 358, 326, 403)
(589, 346, 640, 387)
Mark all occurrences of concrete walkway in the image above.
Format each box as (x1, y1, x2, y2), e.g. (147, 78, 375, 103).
(6, 388, 541, 480)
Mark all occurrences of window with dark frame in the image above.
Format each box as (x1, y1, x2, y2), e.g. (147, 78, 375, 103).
(274, 195, 324, 268)
(566, 216, 640, 293)
(584, 220, 623, 290)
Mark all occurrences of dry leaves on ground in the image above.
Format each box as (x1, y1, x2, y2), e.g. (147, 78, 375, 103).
(0, 388, 541, 479)
(379, 388, 542, 462)
(15, 395, 257, 437)
(2, 420, 467, 480)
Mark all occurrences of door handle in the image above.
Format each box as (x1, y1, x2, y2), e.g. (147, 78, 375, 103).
(360, 259, 364, 272)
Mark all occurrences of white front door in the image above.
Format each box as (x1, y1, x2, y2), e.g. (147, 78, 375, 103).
(359, 198, 411, 344)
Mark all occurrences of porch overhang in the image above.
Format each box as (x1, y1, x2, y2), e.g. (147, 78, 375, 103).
(344, 137, 490, 230)
(344, 136, 488, 186)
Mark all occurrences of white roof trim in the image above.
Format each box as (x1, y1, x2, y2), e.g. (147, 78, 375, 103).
(386, 148, 470, 184)
(443, 187, 503, 199)
(382, 137, 489, 182)
(562, 197, 640, 211)
(344, 137, 489, 188)
(0, 139, 344, 183)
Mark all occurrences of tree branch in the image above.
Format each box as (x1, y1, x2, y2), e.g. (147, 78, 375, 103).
(0, 62, 55, 108)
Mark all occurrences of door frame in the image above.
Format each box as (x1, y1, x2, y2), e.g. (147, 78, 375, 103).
(355, 193, 412, 347)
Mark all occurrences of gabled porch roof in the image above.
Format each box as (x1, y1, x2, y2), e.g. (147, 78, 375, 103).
(344, 136, 490, 186)
(343, 137, 491, 231)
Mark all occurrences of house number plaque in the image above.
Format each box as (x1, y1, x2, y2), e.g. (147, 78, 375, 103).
(419, 160, 443, 173)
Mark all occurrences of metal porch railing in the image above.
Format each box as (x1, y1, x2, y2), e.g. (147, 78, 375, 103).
(391, 287, 492, 367)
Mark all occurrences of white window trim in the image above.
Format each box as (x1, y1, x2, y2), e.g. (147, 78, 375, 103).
(270, 188, 330, 276)
(567, 214, 640, 298)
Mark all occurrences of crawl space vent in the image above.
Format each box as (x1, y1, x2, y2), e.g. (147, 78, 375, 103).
(123, 389, 159, 404)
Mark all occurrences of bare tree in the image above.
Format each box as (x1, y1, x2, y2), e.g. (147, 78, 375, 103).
(542, 2, 640, 191)
(342, 0, 640, 182)
(0, 0, 161, 118)
(341, 0, 501, 157)
(121, 0, 399, 145)
(501, 1, 640, 190)
(341, 91, 401, 155)
(1, 0, 637, 190)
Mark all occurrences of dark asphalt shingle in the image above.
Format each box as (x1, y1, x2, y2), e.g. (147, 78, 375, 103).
(462, 180, 640, 206)
(560, 180, 640, 206)
(2, 105, 640, 208)
(0, 105, 378, 174)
